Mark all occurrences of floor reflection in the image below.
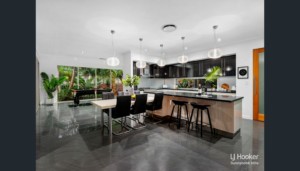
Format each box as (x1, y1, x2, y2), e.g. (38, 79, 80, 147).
(36, 101, 264, 171)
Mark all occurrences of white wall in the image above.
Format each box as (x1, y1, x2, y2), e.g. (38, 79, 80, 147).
(165, 38, 264, 120)
(131, 51, 161, 64)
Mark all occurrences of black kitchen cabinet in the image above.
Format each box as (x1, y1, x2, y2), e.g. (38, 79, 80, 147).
(191, 61, 199, 77)
(161, 65, 168, 78)
(137, 55, 236, 78)
(156, 65, 167, 78)
(185, 62, 193, 77)
(149, 64, 154, 77)
(149, 64, 156, 78)
(173, 64, 185, 78)
(149, 64, 168, 78)
(202, 58, 222, 76)
(133, 61, 142, 76)
(175, 64, 183, 77)
(221, 55, 236, 76)
(149, 64, 160, 78)
(191, 61, 204, 77)
(167, 65, 177, 78)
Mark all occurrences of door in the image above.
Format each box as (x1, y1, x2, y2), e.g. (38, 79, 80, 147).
(253, 48, 265, 121)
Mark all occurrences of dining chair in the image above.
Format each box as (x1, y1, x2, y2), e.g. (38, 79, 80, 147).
(145, 92, 164, 124)
(127, 94, 148, 129)
(108, 95, 132, 135)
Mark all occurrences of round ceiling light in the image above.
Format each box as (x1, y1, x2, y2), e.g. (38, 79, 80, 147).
(162, 24, 177, 32)
(136, 60, 147, 68)
(106, 57, 120, 66)
(178, 55, 188, 64)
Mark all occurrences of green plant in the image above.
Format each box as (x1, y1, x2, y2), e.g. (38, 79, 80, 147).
(122, 74, 140, 87)
(111, 69, 123, 81)
(204, 66, 221, 86)
(177, 79, 193, 88)
(41, 72, 67, 99)
(58, 88, 72, 101)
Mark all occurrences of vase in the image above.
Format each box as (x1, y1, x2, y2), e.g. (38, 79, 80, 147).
(129, 86, 134, 95)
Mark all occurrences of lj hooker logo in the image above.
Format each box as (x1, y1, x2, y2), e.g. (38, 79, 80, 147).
(230, 153, 259, 165)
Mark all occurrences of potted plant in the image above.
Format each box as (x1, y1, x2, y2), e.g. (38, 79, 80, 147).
(41, 72, 67, 105)
(122, 74, 140, 94)
(204, 66, 221, 91)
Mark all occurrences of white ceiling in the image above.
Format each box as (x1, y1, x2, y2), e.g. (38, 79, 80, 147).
(36, 0, 264, 59)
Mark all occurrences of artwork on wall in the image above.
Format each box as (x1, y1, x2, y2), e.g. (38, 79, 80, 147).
(237, 66, 249, 79)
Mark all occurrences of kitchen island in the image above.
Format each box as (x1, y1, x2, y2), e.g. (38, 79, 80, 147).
(145, 90, 243, 138)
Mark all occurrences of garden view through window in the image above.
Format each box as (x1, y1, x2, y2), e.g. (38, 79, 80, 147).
(57, 65, 123, 101)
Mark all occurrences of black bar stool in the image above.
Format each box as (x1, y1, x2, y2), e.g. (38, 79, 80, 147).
(188, 102, 214, 137)
(168, 100, 189, 129)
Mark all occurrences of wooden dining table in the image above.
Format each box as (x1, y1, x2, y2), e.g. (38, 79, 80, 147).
(91, 94, 154, 136)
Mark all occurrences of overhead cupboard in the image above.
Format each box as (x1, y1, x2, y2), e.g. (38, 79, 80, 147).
(133, 54, 236, 78)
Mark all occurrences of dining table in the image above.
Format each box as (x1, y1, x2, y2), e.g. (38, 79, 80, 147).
(91, 94, 154, 136)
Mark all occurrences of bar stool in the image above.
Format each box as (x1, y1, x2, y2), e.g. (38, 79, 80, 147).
(168, 100, 189, 129)
(188, 102, 214, 137)
(145, 93, 164, 124)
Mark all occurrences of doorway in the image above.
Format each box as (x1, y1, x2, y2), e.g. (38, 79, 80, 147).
(253, 48, 265, 121)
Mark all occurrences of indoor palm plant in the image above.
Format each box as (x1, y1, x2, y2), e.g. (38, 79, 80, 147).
(204, 66, 221, 90)
(41, 72, 67, 104)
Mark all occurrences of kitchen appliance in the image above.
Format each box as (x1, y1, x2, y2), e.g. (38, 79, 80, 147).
(162, 84, 168, 88)
(221, 83, 230, 91)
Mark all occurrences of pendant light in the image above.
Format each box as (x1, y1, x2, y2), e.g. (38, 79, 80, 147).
(157, 44, 166, 67)
(208, 25, 222, 59)
(178, 37, 188, 63)
(106, 30, 120, 66)
(136, 38, 147, 68)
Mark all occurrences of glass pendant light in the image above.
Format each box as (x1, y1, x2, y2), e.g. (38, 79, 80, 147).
(157, 44, 166, 67)
(208, 25, 222, 59)
(178, 37, 188, 63)
(136, 38, 147, 68)
(106, 30, 120, 66)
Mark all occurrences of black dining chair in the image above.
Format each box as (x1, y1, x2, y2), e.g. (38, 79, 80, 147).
(145, 93, 164, 123)
(127, 94, 148, 129)
(109, 95, 132, 135)
(102, 92, 115, 115)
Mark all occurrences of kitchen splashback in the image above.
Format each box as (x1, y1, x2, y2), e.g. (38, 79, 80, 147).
(217, 76, 236, 90)
(138, 77, 176, 89)
(139, 76, 236, 90)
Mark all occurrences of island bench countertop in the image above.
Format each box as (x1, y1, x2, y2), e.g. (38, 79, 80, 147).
(144, 90, 243, 102)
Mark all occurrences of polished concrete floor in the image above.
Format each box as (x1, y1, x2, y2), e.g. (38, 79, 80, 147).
(36, 102, 264, 171)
